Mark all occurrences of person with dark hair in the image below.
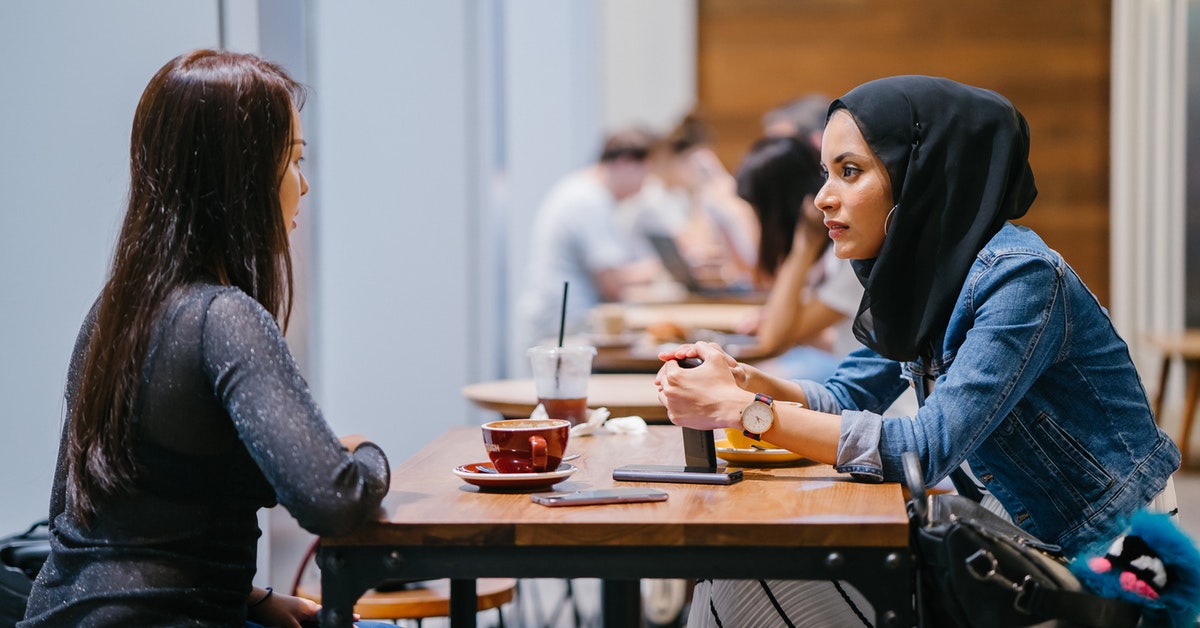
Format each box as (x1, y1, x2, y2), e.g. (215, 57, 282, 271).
(657, 76, 1179, 625)
(516, 127, 661, 349)
(732, 135, 863, 381)
(19, 49, 391, 628)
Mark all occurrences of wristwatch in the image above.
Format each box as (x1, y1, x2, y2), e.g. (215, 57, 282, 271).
(740, 393, 775, 440)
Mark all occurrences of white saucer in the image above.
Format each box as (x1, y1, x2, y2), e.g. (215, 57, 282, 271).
(453, 461, 577, 490)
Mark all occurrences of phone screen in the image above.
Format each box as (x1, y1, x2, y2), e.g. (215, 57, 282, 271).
(531, 488, 669, 507)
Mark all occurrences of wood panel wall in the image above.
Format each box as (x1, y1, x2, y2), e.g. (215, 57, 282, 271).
(697, 0, 1112, 303)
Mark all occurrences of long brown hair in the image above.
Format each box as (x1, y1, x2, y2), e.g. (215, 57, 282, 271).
(67, 49, 305, 521)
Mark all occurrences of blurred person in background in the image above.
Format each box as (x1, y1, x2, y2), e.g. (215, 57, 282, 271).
(620, 111, 760, 291)
(761, 93, 832, 149)
(733, 135, 861, 382)
(516, 128, 661, 349)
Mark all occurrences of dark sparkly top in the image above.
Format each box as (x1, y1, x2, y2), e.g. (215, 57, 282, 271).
(20, 282, 391, 627)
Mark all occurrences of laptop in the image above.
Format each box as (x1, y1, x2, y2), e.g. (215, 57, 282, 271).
(647, 233, 761, 300)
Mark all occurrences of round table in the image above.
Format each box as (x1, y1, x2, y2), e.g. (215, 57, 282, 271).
(461, 373, 667, 422)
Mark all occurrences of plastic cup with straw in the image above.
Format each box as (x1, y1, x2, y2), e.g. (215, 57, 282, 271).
(527, 281, 596, 426)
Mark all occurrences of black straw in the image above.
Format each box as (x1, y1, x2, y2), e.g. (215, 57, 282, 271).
(555, 282, 568, 391)
(557, 281, 569, 348)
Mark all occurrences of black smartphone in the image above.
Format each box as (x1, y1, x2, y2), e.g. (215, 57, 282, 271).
(612, 464, 743, 485)
(530, 487, 669, 507)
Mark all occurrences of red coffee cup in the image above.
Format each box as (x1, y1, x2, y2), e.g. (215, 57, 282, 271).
(481, 419, 570, 473)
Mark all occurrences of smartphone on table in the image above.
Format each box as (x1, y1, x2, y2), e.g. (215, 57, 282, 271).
(531, 487, 669, 507)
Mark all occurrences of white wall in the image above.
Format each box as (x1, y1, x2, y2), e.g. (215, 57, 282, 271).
(306, 0, 478, 466)
(601, 0, 697, 134)
(0, 0, 220, 535)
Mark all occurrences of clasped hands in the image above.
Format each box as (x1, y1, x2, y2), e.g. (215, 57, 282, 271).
(655, 341, 756, 431)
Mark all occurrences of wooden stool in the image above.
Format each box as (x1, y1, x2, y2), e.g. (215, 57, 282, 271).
(1145, 331, 1200, 467)
(294, 578, 516, 625)
(292, 541, 515, 625)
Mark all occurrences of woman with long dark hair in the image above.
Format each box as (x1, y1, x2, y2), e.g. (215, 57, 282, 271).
(20, 49, 390, 627)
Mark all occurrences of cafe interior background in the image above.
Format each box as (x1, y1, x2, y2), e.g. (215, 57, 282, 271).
(2, 0, 1198, 596)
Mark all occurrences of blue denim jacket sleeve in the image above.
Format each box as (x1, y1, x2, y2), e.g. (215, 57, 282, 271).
(799, 347, 908, 482)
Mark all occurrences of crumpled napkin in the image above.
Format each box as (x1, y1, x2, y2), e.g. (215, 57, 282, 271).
(531, 404, 648, 436)
(601, 416, 648, 434)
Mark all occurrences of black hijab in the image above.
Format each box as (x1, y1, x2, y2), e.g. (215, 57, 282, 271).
(831, 76, 1038, 363)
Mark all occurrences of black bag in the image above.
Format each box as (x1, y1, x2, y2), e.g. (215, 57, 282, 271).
(0, 520, 50, 628)
(902, 452, 1141, 628)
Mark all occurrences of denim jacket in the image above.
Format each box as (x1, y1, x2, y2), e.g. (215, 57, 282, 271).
(799, 223, 1180, 554)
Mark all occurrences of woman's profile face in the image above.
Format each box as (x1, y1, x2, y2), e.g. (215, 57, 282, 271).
(815, 109, 893, 259)
(279, 105, 308, 233)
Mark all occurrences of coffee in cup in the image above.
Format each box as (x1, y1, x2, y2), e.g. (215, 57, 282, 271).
(482, 418, 570, 473)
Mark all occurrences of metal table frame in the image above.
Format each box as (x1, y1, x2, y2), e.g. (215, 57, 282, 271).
(316, 543, 914, 627)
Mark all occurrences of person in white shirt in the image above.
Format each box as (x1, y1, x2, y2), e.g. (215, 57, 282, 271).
(516, 129, 660, 350)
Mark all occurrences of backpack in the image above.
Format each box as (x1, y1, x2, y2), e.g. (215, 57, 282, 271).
(0, 521, 49, 628)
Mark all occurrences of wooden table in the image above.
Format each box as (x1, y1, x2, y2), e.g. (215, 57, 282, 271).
(316, 426, 915, 627)
(590, 342, 669, 373)
(461, 373, 668, 422)
(620, 302, 760, 333)
(1145, 331, 1200, 466)
(589, 339, 773, 374)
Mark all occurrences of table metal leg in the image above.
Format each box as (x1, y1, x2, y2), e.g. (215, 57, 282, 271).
(601, 579, 642, 627)
(450, 578, 479, 628)
(316, 548, 363, 627)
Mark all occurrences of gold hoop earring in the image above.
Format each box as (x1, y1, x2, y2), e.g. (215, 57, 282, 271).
(884, 205, 897, 236)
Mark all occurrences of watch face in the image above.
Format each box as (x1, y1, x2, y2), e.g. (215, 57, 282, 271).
(742, 402, 773, 434)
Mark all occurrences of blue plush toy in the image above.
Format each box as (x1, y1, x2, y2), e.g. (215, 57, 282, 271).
(1071, 510, 1200, 627)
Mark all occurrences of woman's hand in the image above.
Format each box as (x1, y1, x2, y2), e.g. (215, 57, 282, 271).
(655, 342, 754, 430)
(247, 588, 320, 628)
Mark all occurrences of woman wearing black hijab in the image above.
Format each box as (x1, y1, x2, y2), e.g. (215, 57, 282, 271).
(657, 76, 1179, 625)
